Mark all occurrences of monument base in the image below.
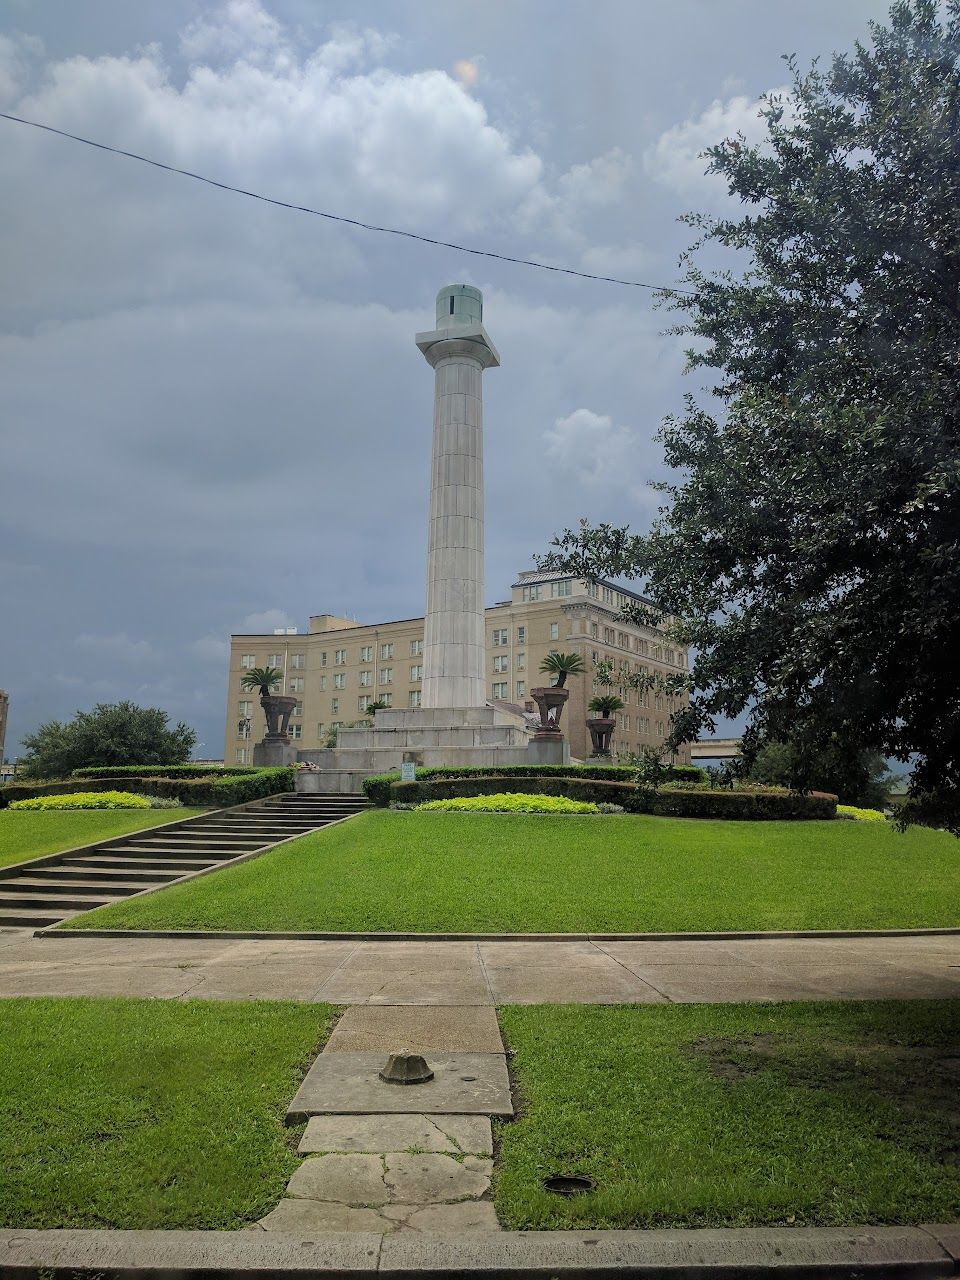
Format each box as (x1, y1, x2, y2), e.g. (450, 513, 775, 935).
(295, 705, 569, 793)
(253, 739, 298, 768)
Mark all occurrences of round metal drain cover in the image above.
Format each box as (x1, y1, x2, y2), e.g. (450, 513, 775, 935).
(543, 1174, 595, 1197)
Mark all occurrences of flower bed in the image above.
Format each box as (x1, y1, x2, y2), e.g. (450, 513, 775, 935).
(389, 775, 837, 820)
(10, 791, 152, 811)
(415, 792, 601, 815)
(837, 805, 886, 821)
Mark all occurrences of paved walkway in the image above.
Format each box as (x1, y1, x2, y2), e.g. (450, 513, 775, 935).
(0, 929, 958, 1003)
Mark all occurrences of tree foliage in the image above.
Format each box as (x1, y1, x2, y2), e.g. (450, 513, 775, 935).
(20, 701, 197, 779)
(747, 741, 899, 809)
(540, 1, 960, 829)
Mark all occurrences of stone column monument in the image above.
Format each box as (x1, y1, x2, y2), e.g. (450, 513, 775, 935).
(416, 285, 499, 709)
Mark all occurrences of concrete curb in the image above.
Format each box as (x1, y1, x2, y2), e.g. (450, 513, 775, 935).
(33, 925, 960, 942)
(0, 1224, 957, 1277)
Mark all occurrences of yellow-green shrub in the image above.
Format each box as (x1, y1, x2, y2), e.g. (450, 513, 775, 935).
(837, 804, 887, 822)
(9, 791, 152, 811)
(415, 792, 600, 815)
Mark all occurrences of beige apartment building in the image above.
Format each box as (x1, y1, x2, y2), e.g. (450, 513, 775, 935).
(225, 570, 690, 765)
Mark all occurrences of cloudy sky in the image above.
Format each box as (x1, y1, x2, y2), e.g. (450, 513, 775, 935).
(0, 0, 889, 757)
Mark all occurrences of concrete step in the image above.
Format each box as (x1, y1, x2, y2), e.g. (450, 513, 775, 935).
(0, 890, 121, 910)
(97, 845, 240, 859)
(125, 835, 270, 847)
(29, 863, 190, 880)
(64, 856, 216, 873)
(0, 907, 67, 927)
(2, 876, 164, 895)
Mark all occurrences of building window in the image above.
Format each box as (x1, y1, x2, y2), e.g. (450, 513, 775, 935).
(360, 645, 373, 662)
(236, 747, 248, 763)
(516, 652, 526, 670)
(516, 680, 525, 699)
(409, 689, 422, 707)
(550, 579, 572, 598)
(492, 681, 508, 699)
(492, 654, 508, 673)
(410, 664, 423, 681)
(617, 631, 627, 648)
(240, 654, 256, 668)
(289, 676, 304, 693)
(381, 643, 394, 659)
(331, 698, 339, 714)
(492, 628, 508, 646)
(238, 700, 252, 716)
(335, 648, 347, 665)
(379, 693, 393, 707)
(333, 672, 346, 689)
(410, 639, 423, 656)
(521, 583, 543, 602)
(380, 668, 393, 684)
(317, 722, 325, 737)
(293, 701, 303, 716)
(267, 652, 283, 667)
(291, 653, 306, 669)
(603, 627, 613, 644)
(359, 696, 371, 713)
(359, 670, 372, 687)
(657, 720, 665, 737)
(517, 625, 525, 644)
(550, 622, 559, 641)
(590, 622, 599, 638)
(289, 724, 302, 740)
(321, 651, 327, 666)
(319, 675, 327, 691)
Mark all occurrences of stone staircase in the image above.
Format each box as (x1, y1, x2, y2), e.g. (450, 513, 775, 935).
(0, 792, 369, 930)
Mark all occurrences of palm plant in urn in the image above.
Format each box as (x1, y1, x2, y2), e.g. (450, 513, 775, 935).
(531, 651, 586, 737)
(587, 693, 625, 757)
(239, 666, 298, 741)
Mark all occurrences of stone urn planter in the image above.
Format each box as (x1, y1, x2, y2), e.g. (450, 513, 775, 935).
(586, 716, 616, 757)
(259, 693, 299, 742)
(530, 686, 570, 738)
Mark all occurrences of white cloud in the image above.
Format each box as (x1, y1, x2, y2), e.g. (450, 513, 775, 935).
(238, 608, 298, 634)
(190, 635, 231, 663)
(180, 0, 290, 67)
(645, 85, 791, 195)
(74, 632, 156, 663)
(544, 408, 655, 510)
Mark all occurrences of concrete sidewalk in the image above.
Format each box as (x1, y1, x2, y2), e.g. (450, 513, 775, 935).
(0, 929, 958, 1003)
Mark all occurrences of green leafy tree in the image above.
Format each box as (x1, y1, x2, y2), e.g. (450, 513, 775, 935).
(20, 701, 196, 779)
(748, 741, 899, 809)
(540, 1, 960, 831)
(538, 652, 586, 688)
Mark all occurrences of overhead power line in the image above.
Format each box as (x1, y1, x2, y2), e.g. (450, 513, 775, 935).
(0, 109, 694, 295)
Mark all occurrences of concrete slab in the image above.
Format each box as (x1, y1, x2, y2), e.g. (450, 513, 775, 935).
(288, 1155, 389, 1206)
(257, 1197, 390, 1234)
(326, 1004, 503, 1054)
(286, 1052, 513, 1121)
(391, 1200, 500, 1233)
(298, 1113, 493, 1155)
(383, 1153, 491, 1204)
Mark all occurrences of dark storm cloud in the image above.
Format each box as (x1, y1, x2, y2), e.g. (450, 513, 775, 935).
(0, 0, 890, 755)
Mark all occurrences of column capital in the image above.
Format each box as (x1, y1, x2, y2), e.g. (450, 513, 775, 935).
(415, 324, 500, 370)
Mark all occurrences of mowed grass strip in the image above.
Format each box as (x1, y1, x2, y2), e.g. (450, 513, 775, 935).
(0, 808, 209, 871)
(64, 810, 960, 934)
(496, 1000, 960, 1229)
(0, 996, 333, 1229)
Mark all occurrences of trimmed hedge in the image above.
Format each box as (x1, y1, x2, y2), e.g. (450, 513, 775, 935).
(73, 765, 257, 779)
(1, 768, 294, 810)
(363, 762, 707, 807)
(388, 776, 837, 820)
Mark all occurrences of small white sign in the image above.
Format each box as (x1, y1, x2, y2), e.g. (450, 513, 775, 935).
(400, 761, 416, 782)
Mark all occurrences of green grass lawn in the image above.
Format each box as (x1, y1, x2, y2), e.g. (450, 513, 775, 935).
(0, 809, 208, 871)
(63, 809, 960, 933)
(0, 997, 333, 1229)
(496, 1000, 960, 1229)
